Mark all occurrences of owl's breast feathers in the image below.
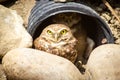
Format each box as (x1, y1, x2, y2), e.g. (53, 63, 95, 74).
(34, 36, 78, 63)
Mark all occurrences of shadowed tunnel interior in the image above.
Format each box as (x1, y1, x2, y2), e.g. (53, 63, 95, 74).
(27, 1, 114, 48)
(31, 13, 114, 47)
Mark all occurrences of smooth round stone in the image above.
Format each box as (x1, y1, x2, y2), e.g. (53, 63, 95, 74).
(0, 5, 33, 58)
(86, 44, 120, 80)
(2, 48, 84, 80)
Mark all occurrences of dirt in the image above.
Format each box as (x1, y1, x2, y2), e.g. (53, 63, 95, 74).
(92, 1, 120, 44)
(1, 0, 120, 44)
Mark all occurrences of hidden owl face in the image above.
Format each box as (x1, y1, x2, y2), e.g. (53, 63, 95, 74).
(40, 24, 73, 43)
(52, 13, 81, 27)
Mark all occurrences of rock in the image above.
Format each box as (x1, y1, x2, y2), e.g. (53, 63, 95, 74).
(0, 64, 7, 80)
(86, 44, 120, 80)
(0, 5, 33, 58)
(9, 0, 35, 27)
(95, 7, 103, 12)
(2, 48, 85, 80)
(101, 13, 111, 21)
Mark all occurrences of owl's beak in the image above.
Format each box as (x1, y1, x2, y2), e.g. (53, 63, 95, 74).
(54, 34, 59, 42)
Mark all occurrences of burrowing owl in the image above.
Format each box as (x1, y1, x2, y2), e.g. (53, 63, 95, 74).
(34, 24, 78, 63)
(52, 13, 95, 64)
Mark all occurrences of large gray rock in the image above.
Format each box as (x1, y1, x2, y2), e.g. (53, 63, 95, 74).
(2, 48, 85, 80)
(0, 5, 33, 58)
(86, 44, 120, 80)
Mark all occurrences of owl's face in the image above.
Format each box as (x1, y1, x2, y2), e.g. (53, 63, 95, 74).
(34, 24, 78, 63)
(40, 24, 74, 43)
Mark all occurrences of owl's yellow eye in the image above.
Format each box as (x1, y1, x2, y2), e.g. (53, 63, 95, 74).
(47, 30, 53, 35)
(60, 29, 68, 35)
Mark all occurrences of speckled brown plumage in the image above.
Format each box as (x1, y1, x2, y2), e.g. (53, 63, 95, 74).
(52, 13, 88, 63)
(34, 24, 78, 63)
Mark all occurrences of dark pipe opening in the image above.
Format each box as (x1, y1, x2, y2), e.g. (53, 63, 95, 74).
(32, 12, 114, 48)
(27, 1, 114, 48)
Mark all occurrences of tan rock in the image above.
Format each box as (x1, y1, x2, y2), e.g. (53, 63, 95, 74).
(86, 44, 120, 80)
(0, 64, 7, 80)
(9, 0, 35, 27)
(0, 5, 33, 58)
(2, 48, 85, 80)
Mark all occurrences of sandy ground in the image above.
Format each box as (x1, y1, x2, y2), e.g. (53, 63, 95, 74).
(93, 1, 120, 44)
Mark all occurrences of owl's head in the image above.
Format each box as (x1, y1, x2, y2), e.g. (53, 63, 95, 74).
(40, 24, 74, 43)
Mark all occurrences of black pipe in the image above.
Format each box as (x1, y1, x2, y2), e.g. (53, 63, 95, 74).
(27, 0, 114, 47)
